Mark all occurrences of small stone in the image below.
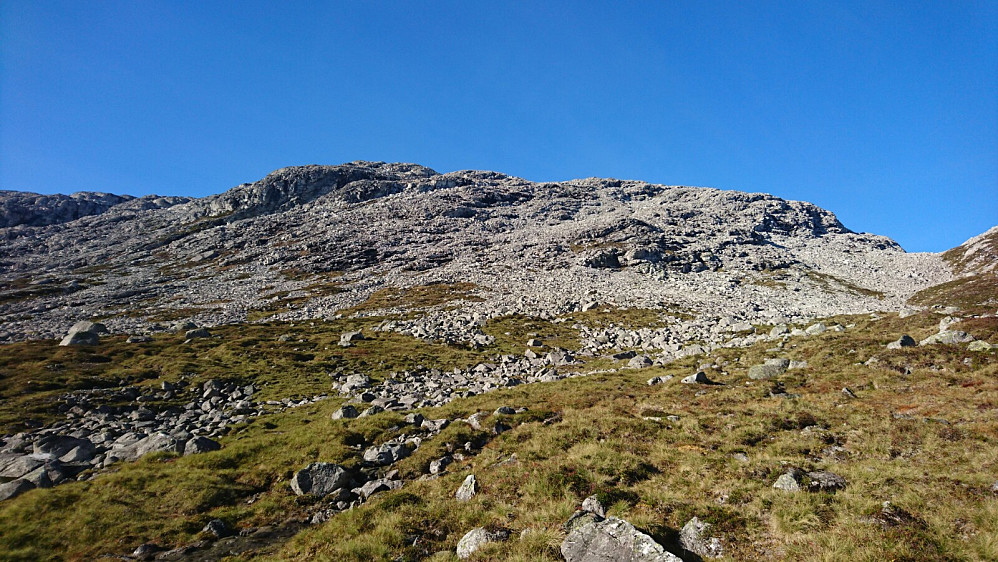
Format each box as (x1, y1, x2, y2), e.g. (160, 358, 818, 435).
(886, 335, 917, 349)
(429, 455, 453, 475)
(202, 519, 232, 538)
(968, 340, 993, 352)
(807, 470, 847, 492)
(773, 472, 801, 492)
(627, 355, 653, 368)
(185, 328, 212, 339)
(339, 331, 364, 347)
(455, 474, 477, 501)
(581, 495, 606, 518)
(647, 375, 673, 385)
(681, 371, 715, 384)
(331, 404, 359, 420)
(456, 527, 501, 559)
(680, 516, 724, 559)
(494, 406, 515, 415)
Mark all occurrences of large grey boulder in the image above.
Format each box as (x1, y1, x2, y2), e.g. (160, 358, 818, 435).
(34, 435, 95, 460)
(290, 462, 352, 496)
(182, 436, 221, 456)
(339, 331, 364, 347)
(68, 321, 108, 335)
(561, 516, 682, 562)
(59, 330, 99, 346)
(748, 358, 790, 380)
(0, 478, 35, 501)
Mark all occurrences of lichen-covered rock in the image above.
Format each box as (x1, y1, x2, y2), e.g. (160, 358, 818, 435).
(455, 474, 477, 501)
(290, 462, 351, 496)
(680, 516, 724, 559)
(561, 516, 682, 562)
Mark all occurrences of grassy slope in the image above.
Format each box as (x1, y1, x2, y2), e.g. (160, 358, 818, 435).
(0, 310, 993, 561)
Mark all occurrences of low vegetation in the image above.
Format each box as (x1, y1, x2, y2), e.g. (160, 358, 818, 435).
(0, 308, 995, 560)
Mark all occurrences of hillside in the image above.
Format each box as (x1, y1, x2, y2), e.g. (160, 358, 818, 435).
(0, 164, 994, 561)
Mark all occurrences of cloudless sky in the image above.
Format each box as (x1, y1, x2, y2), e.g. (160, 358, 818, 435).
(1, 1, 995, 252)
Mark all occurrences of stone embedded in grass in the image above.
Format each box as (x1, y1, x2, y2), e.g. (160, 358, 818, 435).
(466, 412, 486, 430)
(494, 406, 515, 415)
(806, 470, 847, 492)
(429, 455, 453, 474)
(182, 436, 221, 455)
(886, 335, 917, 349)
(202, 519, 233, 538)
(748, 359, 789, 380)
(919, 330, 974, 346)
(647, 375, 673, 385)
(59, 331, 100, 346)
(681, 371, 716, 384)
(680, 516, 724, 559)
(339, 331, 364, 347)
(627, 355, 653, 368)
(805, 322, 827, 335)
(455, 474, 477, 501)
(967, 340, 994, 351)
(290, 462, 352, 497)
(358, 478, 402, 499)
(456, 527, 507, 559)
(773, 471, 802, 492)
(561, 516, 682, 562)
(358, 405, 385, 418)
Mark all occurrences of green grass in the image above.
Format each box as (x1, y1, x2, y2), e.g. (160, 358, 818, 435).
(0, 308, 995, 560)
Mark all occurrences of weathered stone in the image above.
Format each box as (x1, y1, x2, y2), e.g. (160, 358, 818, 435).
(185, 328, 212, 339)
(807, 470, 847, 492)
(919, 330, 974, 346)
(290, 462, 351, 496)
(362, 442, 410, 466)
(331, 404, 359, 420)
(182, 436, 221, 455)
(647, 375, 673, 385)
(968, 340, 994, 352)
(582, 495, 607, 518)
(679, 516, 724, 559)
(805, 322, 827, 335)
(773, 471, 802, 492)
(339, 331, 364, 347)
(456, 527, 501, 559)
(628, 355, 653, 368)
(887, 335, 917, 349)
(202, 519, 232, 538)
(429, 455, 453, 474)
(561, 516, 682, 562)
(681, 371, 715, 384)
(0, 478, 34, 501)
(59, 331, 99, 346)
(455, 474, 477, 501)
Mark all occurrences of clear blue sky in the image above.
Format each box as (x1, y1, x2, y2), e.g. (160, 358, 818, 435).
(2, 1, 995, 252)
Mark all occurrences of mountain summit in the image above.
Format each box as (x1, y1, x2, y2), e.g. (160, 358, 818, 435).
(0, 162, 956, 343)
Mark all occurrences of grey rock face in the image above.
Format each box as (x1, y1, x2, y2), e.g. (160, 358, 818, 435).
(0, 190, 137, 228)
(290, 462, 351, 496)
(0, 161, 951, 347)
(679, 516, 724, 559)
(561, 516, 682, 562)
(0, 478, 35, 501)
(455, 474, 477, 501)
(362, 442, 410, 466)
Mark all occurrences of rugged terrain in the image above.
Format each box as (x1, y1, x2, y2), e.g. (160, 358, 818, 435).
(0, 163, 994, 561)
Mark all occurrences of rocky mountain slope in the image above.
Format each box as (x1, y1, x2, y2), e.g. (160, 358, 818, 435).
(0, 162, 953, 345)
(0, 164, 994, 561)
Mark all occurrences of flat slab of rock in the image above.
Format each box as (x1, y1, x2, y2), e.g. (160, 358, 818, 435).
(562, 516, 682, 562)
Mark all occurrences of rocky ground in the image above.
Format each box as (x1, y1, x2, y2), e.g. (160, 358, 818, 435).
(0, 163, 994, 560)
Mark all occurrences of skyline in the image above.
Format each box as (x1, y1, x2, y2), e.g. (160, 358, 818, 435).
(1, 1, 995, 252)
